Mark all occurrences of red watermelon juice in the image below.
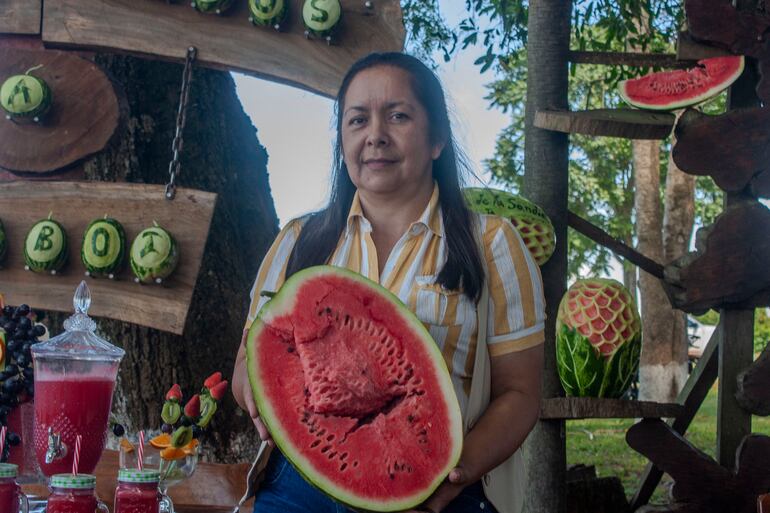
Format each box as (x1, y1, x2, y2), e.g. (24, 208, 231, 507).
(33, 376, 115, 475)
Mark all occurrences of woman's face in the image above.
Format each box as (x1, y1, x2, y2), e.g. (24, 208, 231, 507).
(341, 65, 444, 198)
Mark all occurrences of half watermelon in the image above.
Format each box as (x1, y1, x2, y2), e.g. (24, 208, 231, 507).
(246, 266, 463, 512)
(619, 56, 744, 111)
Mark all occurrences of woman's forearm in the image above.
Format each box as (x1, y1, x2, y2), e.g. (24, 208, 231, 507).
(459, 389, 541, 482)
(231, 337, 249, 412)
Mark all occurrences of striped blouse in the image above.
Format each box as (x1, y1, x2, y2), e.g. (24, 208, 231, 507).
(245, 184, 546, 411)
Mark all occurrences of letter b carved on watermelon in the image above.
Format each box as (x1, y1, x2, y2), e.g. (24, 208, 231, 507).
(556, 278, 642, 399)
(246, 266, 463, 512)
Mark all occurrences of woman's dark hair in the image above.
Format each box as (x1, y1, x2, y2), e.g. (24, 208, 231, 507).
(285, 52, 484, 301)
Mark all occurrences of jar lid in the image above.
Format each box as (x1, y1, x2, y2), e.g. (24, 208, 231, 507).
(118, 469, 161, 483)
(0, 463, 18, 478)
(50, 473, 97, 489)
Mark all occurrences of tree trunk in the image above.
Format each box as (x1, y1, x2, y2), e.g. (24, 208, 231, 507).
(522, 0, 571, 511)
(48, 54, 278, 462)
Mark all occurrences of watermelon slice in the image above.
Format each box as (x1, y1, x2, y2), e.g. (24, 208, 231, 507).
(619, 56, 744, 111)
(246, 266, 463, 512)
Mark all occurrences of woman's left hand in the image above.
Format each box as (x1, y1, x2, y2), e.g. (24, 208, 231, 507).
(404, 465, 470, 513)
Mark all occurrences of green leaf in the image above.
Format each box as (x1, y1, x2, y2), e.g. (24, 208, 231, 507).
(556, 323, 605, 397)
(599, 332, 641, 398)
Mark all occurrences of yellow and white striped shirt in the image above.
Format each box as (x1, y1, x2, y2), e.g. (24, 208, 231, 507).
(245, 184, 546, 411)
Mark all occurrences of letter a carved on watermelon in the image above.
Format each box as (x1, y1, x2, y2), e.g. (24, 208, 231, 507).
(246, 266, 463, 512)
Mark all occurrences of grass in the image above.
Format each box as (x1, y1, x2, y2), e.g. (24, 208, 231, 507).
(566, 383, 770, 504)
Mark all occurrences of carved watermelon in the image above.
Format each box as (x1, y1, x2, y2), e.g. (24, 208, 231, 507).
(130, 222, 179, 284)
(302, 0, 342, 39)
(619, 56, 744, 111)
(24, 214, 68, 274)
(248, 0, 288, 28)
(81, 217, 126, 279)
(1, 73, 52, 122)
(191, 0, 234, 14)
(246, 266, 462, 512)
(556, 278, 641, 398)
(464, 187, 556, 265)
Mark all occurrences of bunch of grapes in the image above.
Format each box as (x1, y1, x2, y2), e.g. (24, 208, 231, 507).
(0, 304, 46, 462)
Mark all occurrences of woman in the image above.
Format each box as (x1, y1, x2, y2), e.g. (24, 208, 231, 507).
(232, 52, 545, 513)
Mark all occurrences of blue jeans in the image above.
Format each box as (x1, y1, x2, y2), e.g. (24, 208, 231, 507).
(253, 450, 499, 513)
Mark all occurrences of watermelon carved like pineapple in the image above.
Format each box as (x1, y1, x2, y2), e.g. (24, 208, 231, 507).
(556, 278, 641, 398)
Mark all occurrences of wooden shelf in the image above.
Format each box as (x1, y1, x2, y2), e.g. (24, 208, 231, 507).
(540, 397, 684, 420)
(568, 50, 692, 68)
(534, 109, 675, 140)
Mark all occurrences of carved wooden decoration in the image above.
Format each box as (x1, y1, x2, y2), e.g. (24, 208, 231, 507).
(736, 345, 770, 416)
(0, 182, 217, 335)
(534, 109, 675, 140)
(0, 0, 42, 35)
(664, 201, 770, 313)
(627, 419, 770, 513)
(672, 107, 770, 196)
(751, 169, 770, 198)
(0, 47, 123, 174)
(41, 0, 405, 98)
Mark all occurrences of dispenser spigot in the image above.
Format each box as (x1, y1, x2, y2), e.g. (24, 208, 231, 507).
(45, 426, 68, 464)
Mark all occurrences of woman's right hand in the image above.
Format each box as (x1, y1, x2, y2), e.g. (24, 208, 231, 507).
(241, 375, 274, 447)
(233, 328, 275, 447)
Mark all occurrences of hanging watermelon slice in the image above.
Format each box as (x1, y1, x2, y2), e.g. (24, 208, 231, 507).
(246, 266, 462, 512)
(619, 56, 744, 111)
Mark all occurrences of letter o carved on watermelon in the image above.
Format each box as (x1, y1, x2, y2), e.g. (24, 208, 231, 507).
(247, 266, 463, 512)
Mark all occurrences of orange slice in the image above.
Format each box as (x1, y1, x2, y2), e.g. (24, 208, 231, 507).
(160, 447, 187, 461)
(149, 433, 172, 449)
(120, 438, 135, 453)
(182, 438, 199, 455)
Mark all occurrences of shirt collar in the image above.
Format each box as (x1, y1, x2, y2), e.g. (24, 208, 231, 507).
(346, 182, 444, 238)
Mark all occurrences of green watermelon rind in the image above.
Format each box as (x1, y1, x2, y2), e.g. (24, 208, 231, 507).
(80, 218, 126, 277)
(246, 265, 463, 512)
(129, 228, 179, 284)
(618, 56, 745, 111)
(301, 0, 342, 38)
(555, 323, 641, 399)
(0, 75, 52, 119)
(23, 219, 68, 273)
(192, 0, 234, 13)
(248, 0, 288, 26)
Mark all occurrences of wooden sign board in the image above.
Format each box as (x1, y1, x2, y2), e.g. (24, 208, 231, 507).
(41, 0, 405, 98)
(0, 47, 122, 174)
(0, 0, 42, 35)
(0, 182, 217, 334)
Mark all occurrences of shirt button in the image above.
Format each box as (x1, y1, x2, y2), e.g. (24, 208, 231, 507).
(480, 502, 486, 509)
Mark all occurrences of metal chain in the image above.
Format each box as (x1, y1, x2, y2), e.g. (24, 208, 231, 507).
(165, 46, 197, 200)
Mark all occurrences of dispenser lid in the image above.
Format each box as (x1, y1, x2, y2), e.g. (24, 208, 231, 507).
(30, 281, 125, 362)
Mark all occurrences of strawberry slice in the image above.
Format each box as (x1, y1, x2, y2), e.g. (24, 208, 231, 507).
(209, 380, 229, 401)
(203, 372, 223, 389)
(184, 394, 201, 419)
(166, 384, 183, 402)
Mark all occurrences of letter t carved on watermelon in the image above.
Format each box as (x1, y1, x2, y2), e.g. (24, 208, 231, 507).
(246, 266, 463, 512)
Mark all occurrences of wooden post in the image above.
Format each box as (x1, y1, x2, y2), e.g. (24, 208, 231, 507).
(716, 0, 760, 470)
(522, 0, 571, 511)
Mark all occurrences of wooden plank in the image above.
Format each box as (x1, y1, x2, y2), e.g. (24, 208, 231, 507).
(534, 109, 675, 140)
(0, 181, 217, 334)
(717, 308, 755, 470)
(631, 323, 721, 510)
(676, 31, 732, 61)
(540, 397, 683, 420)
(736, 340, 770, 416)
(685, 0, 770, 57)
(664, 202, 770, 312)
(672, 107, 770, 195)
(41, 0, 405, 98)
(567, 211, 665, 279)
(568, 50, 692, 68)
(0, 0, 41, 35)
(0, 47, 123, 174)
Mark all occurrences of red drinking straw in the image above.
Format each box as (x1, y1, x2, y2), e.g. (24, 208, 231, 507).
(0, 426, 6, 459)
(138, 430, 145, 471)
(72, 434, 82, 476)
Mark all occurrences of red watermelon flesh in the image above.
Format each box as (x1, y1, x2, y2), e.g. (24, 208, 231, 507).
(619, 56, 744, 111)
(247, 266, 463, 512)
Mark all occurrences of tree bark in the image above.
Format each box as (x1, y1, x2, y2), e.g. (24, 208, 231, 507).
(523, 0, 571, 511)
(47, 54, 278, 462)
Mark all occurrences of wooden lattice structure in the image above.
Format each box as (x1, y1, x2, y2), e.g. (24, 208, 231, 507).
(526, 0, 770, 512)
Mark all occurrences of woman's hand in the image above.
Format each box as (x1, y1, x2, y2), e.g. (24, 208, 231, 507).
(404, 465, 471, 513)
(232, 328, 274, 447)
